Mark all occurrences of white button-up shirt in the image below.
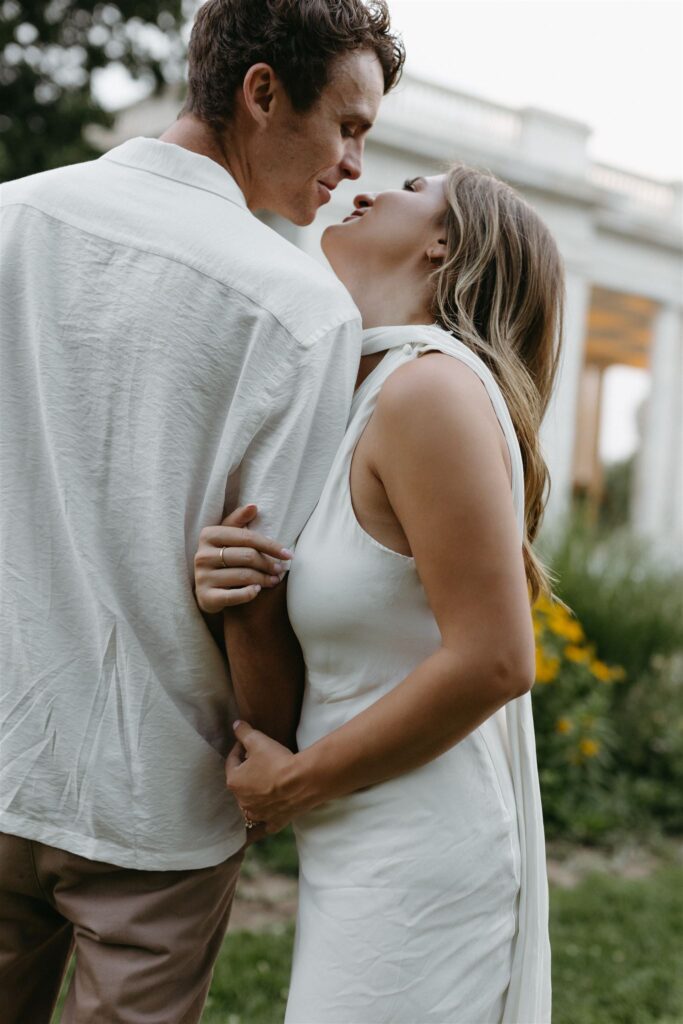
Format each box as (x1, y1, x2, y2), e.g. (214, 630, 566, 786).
(0, 138, 361, 869)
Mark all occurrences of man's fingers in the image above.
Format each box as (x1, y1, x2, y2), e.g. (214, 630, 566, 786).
(221, 503, 258, 528)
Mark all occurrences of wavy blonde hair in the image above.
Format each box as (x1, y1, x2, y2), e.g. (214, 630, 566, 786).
(431, 164, 564, 600)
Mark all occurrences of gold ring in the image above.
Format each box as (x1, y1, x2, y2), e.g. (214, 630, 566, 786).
(220, 546, 229, 568)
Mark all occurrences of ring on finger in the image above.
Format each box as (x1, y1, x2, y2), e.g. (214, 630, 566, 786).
(220, 546, 230, 568)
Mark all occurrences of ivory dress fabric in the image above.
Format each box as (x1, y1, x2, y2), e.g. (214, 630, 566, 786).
(285, 324, 551, 1023)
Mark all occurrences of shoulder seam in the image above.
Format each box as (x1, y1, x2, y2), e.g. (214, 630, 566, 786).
(1, 201, 357, 347)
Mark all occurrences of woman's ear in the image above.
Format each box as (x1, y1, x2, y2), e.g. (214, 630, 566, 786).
(426, 238, 448, 266)
(241, 63, 278, 126)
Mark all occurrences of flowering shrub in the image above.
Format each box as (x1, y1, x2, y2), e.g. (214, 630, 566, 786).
(531, 594, 627, 839)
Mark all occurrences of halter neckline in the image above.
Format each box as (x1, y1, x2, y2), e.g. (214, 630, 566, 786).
(361, 323, 449, 356)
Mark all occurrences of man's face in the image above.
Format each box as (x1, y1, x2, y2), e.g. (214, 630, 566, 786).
(254, 49, 385, 226)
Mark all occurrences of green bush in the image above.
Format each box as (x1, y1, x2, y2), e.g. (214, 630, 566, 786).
(534, 518, 683, 841)
(532, 592, 626, 839)
(542, 519, 683, 680)
(611, 652, 683, 833)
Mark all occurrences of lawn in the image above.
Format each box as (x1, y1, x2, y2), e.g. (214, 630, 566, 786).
(51, 860, 683, 1024)
(201, 866, 683, 1024)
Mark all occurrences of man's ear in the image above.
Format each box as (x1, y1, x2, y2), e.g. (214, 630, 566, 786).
(242, 63, 279, 126)
(426, 238, 448, 266)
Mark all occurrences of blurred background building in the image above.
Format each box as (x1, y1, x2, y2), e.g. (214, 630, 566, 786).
(94, 73, 683, 555)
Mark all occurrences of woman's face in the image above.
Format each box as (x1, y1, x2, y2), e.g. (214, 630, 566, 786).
(322, 174, 448, 278)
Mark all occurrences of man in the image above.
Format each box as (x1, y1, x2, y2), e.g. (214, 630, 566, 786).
(0, 1, 404, 1020)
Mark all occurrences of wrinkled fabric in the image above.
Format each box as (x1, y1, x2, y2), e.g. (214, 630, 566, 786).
(285, 325, 550, 1023)
(0, 138, 361, 870)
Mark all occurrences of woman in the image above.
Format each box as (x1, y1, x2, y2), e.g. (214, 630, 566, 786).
(195, 165, 563, 1023)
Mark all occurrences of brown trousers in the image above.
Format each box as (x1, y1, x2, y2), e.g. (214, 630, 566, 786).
(0, 832, 244, 1024)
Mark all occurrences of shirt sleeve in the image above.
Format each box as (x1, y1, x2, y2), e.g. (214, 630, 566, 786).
(225, 317, 361, 550)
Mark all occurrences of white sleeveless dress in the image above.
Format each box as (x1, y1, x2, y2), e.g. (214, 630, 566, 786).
(285, 324, 551, 1024)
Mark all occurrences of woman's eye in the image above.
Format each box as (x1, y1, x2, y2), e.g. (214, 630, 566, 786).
(403, 179, 416, 192)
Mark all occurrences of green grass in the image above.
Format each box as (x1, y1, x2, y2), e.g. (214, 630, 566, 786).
(201, 867, 683, 1024)
(51, 864, 683, 1024)
(550, 867, 683, 1024)
(201, 925, 294, 1024)
(247, 826, 299, 877)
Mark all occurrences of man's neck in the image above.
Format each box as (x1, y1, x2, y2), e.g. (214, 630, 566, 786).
(159, 115, 250, 200)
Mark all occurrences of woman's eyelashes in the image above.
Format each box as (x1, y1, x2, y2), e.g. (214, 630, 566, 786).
(403, 178, 418, 192)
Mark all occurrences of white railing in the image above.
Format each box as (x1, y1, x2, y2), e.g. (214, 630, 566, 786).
(380, 74, 521, 146)
(379, 76, 679, 225)
(590, 163, 678, 215)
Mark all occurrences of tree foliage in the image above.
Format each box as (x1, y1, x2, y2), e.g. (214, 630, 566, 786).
(0, 0, 184, 182)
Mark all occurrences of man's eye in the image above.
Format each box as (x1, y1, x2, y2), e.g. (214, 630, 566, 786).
(341, 125, 354, 138)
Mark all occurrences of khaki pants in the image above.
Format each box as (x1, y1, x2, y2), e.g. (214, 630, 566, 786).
(0, 831, 244, 1024)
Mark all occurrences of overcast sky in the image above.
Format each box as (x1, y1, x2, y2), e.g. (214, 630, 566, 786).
(389, 0, 682, 181)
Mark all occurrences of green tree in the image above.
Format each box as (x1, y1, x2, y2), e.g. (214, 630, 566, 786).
(0, 0, 184, 183)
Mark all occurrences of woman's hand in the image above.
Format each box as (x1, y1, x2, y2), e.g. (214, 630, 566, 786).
(194, 504, 294, 613)
(226, 720, 313, 834)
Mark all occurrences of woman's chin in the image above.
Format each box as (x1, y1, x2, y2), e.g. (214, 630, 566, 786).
(321, 224, 343, 266)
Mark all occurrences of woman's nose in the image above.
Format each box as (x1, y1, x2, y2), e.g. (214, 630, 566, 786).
(353, 192, 376, 210)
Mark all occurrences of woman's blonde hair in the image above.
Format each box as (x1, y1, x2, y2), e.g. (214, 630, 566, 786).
(431, 164, 564, 600)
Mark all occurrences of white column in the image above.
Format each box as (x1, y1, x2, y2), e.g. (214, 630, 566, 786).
(541, 271, 591, 529)
(632, 304, 683, 556)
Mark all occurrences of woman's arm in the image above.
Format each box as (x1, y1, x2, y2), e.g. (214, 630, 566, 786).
(227, 355, 536, 828)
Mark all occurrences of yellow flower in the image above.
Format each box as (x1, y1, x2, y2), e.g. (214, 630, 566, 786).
(591, 660, 614, 683)
(565, 644, 589, 663)
(533, 593, 555, 616)
(579, 738, 600, 758)
(555, 717, 573, 734)
(548, 614, 585, 643)
(536, 648, 560, 683)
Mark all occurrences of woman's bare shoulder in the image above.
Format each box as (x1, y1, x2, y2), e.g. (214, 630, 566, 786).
(374, 350, 498, 434)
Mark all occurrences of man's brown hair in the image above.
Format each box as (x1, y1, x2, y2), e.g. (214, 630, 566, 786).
(182, 0, 405, 130)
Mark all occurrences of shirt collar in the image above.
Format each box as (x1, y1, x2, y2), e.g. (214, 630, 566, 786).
(101, 137, 248, 210)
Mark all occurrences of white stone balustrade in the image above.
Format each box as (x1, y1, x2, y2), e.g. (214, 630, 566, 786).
(590, 163, 680, 219)
(380, 76, 521, 148)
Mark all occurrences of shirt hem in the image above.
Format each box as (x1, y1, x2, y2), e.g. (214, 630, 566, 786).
(0, 811, 246, 872)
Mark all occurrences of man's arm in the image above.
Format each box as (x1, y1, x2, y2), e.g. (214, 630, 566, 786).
(223, 578, 303, 750)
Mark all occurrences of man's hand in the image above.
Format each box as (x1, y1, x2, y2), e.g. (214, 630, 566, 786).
(194, 504, 294, 613)
(226, 721, 310, 834)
